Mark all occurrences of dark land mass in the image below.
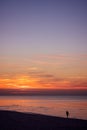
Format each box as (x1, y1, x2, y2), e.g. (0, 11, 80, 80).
(0, 110, 87, 130)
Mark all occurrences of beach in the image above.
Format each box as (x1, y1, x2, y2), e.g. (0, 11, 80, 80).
(0, 110, 87, 130)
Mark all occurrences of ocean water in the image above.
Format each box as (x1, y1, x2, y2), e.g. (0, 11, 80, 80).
(0, 96, 87, 120)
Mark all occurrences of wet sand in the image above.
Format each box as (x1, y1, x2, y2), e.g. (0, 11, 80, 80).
(0, 110, 87, 130)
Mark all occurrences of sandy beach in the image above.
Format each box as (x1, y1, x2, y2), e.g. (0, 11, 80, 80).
(0, 110, 87, 130)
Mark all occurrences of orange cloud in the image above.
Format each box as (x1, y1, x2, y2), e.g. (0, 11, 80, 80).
(1, 71, 87, 91)
(0, 52, 87, 91)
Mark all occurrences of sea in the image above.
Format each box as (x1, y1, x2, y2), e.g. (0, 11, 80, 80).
(0, 96, 87, 120)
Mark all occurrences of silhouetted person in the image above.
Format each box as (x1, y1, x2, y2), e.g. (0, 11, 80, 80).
(66, 111, 69, 118)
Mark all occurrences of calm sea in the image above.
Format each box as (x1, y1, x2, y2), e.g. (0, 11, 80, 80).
(0, 96, 87, 120)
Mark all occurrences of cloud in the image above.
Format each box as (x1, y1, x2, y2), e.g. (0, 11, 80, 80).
(27, 67, 38, 71)
(36, 54, 68, 59)
(28, 53, 87, 68)
(70, 80, 87, 88)
(0, 59, 87, 90)
(36, 74, 54, 78)
(31, 53, 87, 61)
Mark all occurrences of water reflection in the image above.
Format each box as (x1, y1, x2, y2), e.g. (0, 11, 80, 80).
(0, 96, 87, 120)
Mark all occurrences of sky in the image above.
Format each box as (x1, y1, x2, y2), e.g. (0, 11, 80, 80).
(0, 0, 87, 95)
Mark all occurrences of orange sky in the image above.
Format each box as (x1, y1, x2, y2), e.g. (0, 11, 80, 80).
(0, 54, 87, 92)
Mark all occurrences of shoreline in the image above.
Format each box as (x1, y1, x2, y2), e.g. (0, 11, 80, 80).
(0, 110, 87, 130)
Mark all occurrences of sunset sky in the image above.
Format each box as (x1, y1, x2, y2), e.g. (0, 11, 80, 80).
(0, 0, 87, 95)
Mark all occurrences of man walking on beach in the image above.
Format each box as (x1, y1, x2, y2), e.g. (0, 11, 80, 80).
(66, 111, 69, 118)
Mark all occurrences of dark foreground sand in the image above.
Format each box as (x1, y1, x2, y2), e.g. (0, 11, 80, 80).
(0, 110, 87, 130)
